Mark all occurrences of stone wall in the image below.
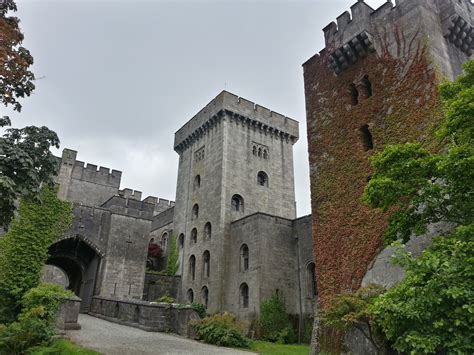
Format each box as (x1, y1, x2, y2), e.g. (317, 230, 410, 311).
(89, 296, 200, 335)
(143, 273, 181, 301)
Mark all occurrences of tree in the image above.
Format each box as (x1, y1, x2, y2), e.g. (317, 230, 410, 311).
(361, 60, 474, 353)
(0, 0, 35, 115)
(363, 60, 474, 245)
(0, 1, 60, 229)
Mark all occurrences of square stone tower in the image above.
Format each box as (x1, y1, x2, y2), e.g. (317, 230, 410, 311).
(303, 0, 472, 311)
(173, 91, 299, 312)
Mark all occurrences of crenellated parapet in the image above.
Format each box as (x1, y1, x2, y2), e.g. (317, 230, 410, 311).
(174, 91, 299, 154)
(316, 0, 473, 75)
(70, 160, 122, 188)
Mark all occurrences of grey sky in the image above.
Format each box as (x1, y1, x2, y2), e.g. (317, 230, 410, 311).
(7, 0, 387, 216)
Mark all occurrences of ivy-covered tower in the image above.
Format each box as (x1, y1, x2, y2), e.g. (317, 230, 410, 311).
(303, 0, 472, 324)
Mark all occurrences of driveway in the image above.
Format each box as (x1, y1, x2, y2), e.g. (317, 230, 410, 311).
(67, 314, 254, 355)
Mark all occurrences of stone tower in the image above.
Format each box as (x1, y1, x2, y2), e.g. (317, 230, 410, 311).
(303, 0, 472, 314)
(173, 90, 299, 312)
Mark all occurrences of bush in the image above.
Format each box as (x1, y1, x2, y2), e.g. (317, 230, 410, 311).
(165, 234, 179, 276)
(156, 295, 175, 304)
(28, 339, 99, 354)
(258, 293, 296, 344)
(190, 303, 207, 318)
(193, 313, 251, 348)
(0, 284, 72, 353)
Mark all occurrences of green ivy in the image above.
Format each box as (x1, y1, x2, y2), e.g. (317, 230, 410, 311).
(166, 234, 179, 276)
(0, 186, 73, 323)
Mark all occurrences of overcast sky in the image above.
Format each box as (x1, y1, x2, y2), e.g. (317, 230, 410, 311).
(6, 0, 387, 217)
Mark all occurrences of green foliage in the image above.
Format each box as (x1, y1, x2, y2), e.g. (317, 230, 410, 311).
(190, 303, 207, 318)
(165, 234, 179, 276)
(0, 187, 73, 323)
(0, 284, 72, 354)
(363, 60, 474, 244)
(193, 313, 251, 348)
(156, 295, 175, 304)
(259, 293, 296, 344)
(27, 339, 100, 355)
(372, 225, 474, 354)
(321, 285, 386, 352)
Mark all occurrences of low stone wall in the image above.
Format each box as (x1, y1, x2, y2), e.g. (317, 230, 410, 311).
(89, 296, 200, 335)
(143, 273, 181, 301)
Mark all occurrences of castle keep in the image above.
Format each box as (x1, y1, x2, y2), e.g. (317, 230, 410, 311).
(48, 91, 315, 325)
(303, 0, 472, 350)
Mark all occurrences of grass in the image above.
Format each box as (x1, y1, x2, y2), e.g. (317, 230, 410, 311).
(28, 339, 100, 354)
(250, 341, 310, 355)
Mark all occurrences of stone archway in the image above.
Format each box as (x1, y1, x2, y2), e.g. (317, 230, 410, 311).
(47, 236, 103, 312)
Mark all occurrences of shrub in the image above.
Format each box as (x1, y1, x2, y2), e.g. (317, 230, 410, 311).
(156, 295, 175, 304)
(190, 303, 206, 318)
(0, 187, 73, 323)
(0, 284, 72, 353)
(193, 313, 251, 348)
(259, 293, 296, 344)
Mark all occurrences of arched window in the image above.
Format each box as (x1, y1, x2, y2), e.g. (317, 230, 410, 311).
(350, 83, 359, 106)
(178, 233, 184, 248)
(240, 283, 249, 308)
(263, 149, 268, 159)
(191, 228, 197, 244)
(192, 204, 199, 220)
(204, 222, 211, 239)
(258, 148, 262, 157)
(252, 146, 257, 155)
(194, 175, 201, 190)
(161, 232, 168, 251)
(202, 250, 210, 278)
(240, 244, 249, 271)
(257, 171, 268, 187)
(201, 286, 209, 308)
(306, 262, 317, 298)
(231, 194, 244, 212)
(359, 124, 374, 151)
(187, 288, 194, 303)
(361, 75, 372, 98)
(189, 255, 196, 281)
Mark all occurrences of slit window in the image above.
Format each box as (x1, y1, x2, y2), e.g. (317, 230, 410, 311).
(204, 222, 211, 239)
(362, 75, 372, 98)
(240, 244, 249, 271)
(201, 286, 209, 308)
(189, 255, 196, 281)
(240, 283, 249, 308)
(194, 175, 201, 190)
(191, 228, 197, 244)
(187, 288, 194, 303)
(350, 83, 359, 106)
(359, 125, 374, 151)
(203, 250, 210, 278)
(192, 204, 199, 220)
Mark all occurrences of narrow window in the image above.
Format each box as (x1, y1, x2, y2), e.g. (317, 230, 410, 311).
(252, 146, 257, 155)
(194, 175, 201, 190)
(189, 255, 196, 281)
(350, 83, 359, 106)
(240, 283, 249, 308)
(201, 286, 209, 308)
(362, 75, 372, 98)
(258, 148, 262, 157)
(257, 171, 268, 187)
(160, 232, 168, 251)
(192, 204, 199, 220)
(231, 194, 244, 212)
(306, 262, 317, 298)
(359, 125, 374, 151)
(191, 228, 197, 244)
(178, 233, 184, 248)
(202, 250, 210, 278)
(187, 288, 194, 303)
(204, 222, 211, 239)
(263, 150, 268, 159)
(240, 244, 249, 271)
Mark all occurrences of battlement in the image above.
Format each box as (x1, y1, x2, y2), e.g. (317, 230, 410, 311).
(118, 188, 142, 201)
(101, 195, 155, 219)
(174, 90, 299, 153)
(322, 0, 473, 48)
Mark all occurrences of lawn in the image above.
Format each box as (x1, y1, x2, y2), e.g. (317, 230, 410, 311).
(28, 339, 100, 354)
(250, 341, 310, 355)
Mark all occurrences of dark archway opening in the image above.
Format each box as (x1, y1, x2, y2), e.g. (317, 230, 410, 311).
(47, 237, 101, 312)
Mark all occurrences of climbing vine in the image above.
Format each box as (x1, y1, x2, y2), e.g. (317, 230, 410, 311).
(303, 28, 443, 313)
(0, 186, 73, 323)
(166, 234, 179, 276)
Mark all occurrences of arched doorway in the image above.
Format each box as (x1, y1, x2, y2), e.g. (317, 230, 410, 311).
(47, 236, 103, 312)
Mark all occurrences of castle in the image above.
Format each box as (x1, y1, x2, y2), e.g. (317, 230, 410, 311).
(303, 0, 472, 352)
(47, 91, 315, 328)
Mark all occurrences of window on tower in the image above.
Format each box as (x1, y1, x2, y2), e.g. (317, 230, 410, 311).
(231, 194, 244, 212)
(257, 171, 268, 187)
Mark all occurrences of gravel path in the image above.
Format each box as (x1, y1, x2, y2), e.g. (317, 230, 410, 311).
(67, 314, 254, 355)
